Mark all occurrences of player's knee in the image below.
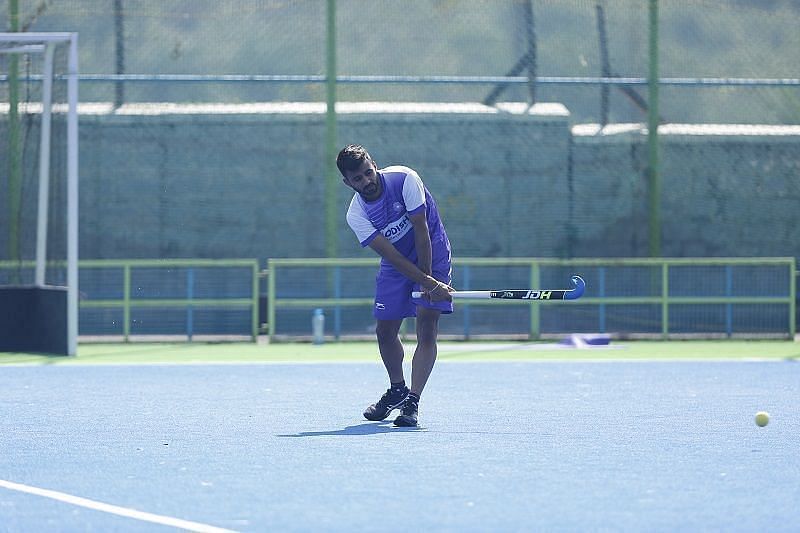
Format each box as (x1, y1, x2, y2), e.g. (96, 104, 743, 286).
(416, 321, 439, 344)
(417, 329, 438, 345)
(375, 322, 399, 343)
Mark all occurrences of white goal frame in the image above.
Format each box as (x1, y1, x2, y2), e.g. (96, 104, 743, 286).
(0, 32, 79, 355)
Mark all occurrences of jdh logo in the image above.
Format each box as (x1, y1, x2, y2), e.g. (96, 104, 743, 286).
(494, 290, 554, 300)
(522, 290, 552, 300)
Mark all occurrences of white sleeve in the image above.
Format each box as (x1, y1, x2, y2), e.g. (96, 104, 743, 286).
(402, 169, 426, 213)
(346, 195, 379, 246)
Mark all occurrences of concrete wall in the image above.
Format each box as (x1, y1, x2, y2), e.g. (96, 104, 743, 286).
(570, 125, 800, 259)
(2, 106, 799, 264)
(71, 102, 573, 262)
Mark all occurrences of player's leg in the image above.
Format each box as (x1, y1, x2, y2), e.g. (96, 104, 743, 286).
(393, 307, 441, 427)
(372, 265, 416, 382)
(363, 318, 409, 421)
(375, 319, 404, 384)
(410, 306, 441, 397)
(364, 269, 416, 421)
(411, 250, 452, 396)
(392, 308, 440, 427)
(395, 250, 452, 427)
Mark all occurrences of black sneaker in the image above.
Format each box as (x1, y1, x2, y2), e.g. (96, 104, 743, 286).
(363, 386, 409, 421)
(393, 396, 419, 427)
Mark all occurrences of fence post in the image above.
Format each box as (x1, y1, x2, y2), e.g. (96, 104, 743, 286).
(251, 261, 259, 341)
(267, 259, 276, 341)
(725, 265, 733, 337)
(123, 263, 131, 342)
(530, 262, 541, 339)
(598, 266, 606, 333)
(463, 264, 471, 340)
(186, 268, 194, 341)
(661, 261, 669, 339)
(790, 259, 797, 339)
(334, 265, 341, 340)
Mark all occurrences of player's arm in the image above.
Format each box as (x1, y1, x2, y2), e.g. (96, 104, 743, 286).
(393, 169, 451, 300)
(367, 236, 451, 301)
(409, 211, 432, 276)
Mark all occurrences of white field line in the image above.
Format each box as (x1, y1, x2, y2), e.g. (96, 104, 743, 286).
(0, 479, 237, 533)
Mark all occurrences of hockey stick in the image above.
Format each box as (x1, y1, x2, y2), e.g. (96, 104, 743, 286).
(412, 275, 585, 301)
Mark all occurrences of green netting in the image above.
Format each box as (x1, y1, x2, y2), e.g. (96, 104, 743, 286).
(1, 0, 797, 122)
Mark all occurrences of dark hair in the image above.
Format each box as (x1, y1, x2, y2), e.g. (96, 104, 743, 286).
(336, 144, 374, 176)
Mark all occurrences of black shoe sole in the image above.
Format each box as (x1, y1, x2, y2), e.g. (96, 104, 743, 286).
(393, 414, 418, 427)
(363, 400, 406, 421)
(363, 411, 390, 421)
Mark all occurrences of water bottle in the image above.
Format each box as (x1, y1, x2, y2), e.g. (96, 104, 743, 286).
(312, 308, 325, 345)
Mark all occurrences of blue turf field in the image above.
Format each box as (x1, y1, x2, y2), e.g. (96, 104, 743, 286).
(1, 360, 799, 531)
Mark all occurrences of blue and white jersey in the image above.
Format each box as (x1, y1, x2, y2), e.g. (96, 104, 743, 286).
(346, 165, 450, 266)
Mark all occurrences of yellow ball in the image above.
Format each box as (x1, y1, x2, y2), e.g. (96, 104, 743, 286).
(755, 411, 770, 427)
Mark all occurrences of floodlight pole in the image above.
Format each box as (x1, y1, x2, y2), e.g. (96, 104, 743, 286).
(647, 0, 661, 257)
(114, 0, 125, 108)
(325, 0, 338, 259)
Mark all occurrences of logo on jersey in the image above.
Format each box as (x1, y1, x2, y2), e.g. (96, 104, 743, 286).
(375, 302, 386, 310)
(382, 214, 412, 243)
(392, 201, 404, 213)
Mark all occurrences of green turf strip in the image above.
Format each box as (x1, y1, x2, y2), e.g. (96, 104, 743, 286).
(1, 340, 798, 365)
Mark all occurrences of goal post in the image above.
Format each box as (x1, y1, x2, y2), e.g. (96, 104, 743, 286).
(0, 32, 79, 355)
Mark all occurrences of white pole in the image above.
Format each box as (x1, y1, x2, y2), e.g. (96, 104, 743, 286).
(66, 33, 79, 356)
(35, 42, 55, 287)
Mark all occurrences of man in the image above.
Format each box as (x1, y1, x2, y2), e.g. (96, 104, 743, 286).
(337, 144, 454, 427)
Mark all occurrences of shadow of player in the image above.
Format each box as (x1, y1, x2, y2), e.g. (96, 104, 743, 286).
(277, 421, 423, 437)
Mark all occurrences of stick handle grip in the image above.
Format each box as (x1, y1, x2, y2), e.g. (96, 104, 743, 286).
(412, 291, 491, 299)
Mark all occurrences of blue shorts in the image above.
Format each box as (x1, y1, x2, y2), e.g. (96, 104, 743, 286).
(373, 258, 453, 320)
